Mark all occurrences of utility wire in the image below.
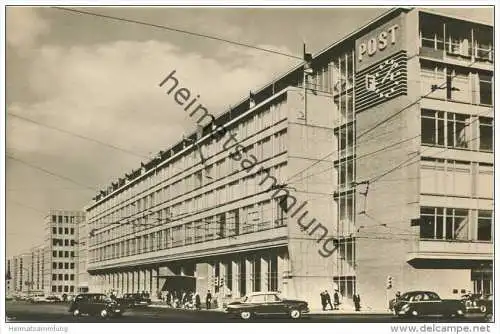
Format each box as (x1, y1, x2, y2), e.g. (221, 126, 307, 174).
(8, 112, 150, 159)
(51, 7, 302, 60)
(6, 154, 97, 192)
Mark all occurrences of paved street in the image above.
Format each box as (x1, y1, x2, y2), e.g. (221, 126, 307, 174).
(5, 301, 490, 323)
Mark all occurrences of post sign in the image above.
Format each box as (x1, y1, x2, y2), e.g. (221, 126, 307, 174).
(355, 14, 405, 72)
(355, 51, 408, 112)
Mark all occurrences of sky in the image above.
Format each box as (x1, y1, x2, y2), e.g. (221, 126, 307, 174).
(4, 6, 493, 257)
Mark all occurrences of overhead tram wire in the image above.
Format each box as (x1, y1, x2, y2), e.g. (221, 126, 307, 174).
(51, 7, 302, 60)
(6, 154, 97, 192)
(8, 112, 151, 159)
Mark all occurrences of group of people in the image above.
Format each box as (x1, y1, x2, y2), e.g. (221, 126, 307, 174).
(320, 290, 361, 312)
(160, 290, 213, 310)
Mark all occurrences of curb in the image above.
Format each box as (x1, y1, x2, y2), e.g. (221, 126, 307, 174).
(148, 304, 391, 315)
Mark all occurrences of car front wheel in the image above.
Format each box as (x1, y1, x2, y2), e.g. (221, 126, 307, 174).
(72, 309, 80, 317)
(290, 309, 301, 319)
(100, 309, 108, 318)
(479, 305, 487, 313)
(240, 311, 252, 320)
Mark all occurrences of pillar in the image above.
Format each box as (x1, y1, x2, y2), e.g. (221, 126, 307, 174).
(145, 269, 151, 294)
(277, 254, 285, 294)
(245, 258, 253, 293)
(231, 260, 240, 298)
(152, 268, 159, 299)
(138, 269, 144, 293)
(219, 260, 227, 295)
(261, 257, 269, 292)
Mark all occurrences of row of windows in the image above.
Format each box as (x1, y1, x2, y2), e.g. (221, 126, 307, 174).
(420, 62, 492, 105)
(420, 207, 493, 241)
(90, 163, 287, 246)
(90, 131, 287, 240)
(52, 238, 76, 246)
(52, 262, 75, 269)
(52, 227, 75, 235)
(419, 14, 493, 62)
(421, 110, 493, 151)
(52, 274, 75, 281)
(51, 215, 82, 224)
(90, 199, 287, 263)
(420, 157, 493, 198)
(51, 285, 75, 293)
(52, 251, 75, 258)
(89, 99, 288, 219)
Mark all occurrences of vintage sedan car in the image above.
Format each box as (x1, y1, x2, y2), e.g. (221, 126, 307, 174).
(68, 293, 123, 318)
(225, 292, 309, 320)
(476, 294, 493, 319)
(393, 291, 465, 318)
(118, 293, 152, 308)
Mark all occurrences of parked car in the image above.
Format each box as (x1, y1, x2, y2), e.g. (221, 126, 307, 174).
(68, 293, 123, 318)
(225, 292, 309, 320)
(118, 293, 151, 308)
(393, 291, 465, 318)
(475, 294, 493, 319)
(43, 296, 62, 303)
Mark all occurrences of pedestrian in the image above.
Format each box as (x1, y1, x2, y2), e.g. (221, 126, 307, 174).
(333, 290, 340, 310)
(195, 293, 201, 310)
(325, 290, 334, 310)
(206, 290, 212, 310)
(353, 293, 361, 311)
(320, 291, 327, 311)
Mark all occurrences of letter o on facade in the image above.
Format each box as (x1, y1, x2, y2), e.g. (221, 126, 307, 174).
(367, 38, 377, 56)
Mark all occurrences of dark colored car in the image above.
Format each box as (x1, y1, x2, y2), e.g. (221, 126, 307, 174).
(393, 291, 465, 318)
(46, 296, 62, 303)
(475, 294, 493, 320)
(225, 292, 309, 320)
(68, 293, 123, 318)
(118, 293, 152, 308)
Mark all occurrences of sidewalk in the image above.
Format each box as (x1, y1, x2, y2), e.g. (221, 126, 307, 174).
(148, 302, 390, 315)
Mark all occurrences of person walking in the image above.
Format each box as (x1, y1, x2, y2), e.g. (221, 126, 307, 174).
(325, 290, 334, 310)
(320, 291, 327, 311)
(333, 290, 340, 310)
(195, 292, 201, 310)
(353, 293, 361, 311)
(206, 290, 212, 310)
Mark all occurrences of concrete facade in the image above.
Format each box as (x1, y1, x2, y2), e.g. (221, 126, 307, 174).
(84, 8, 493, 311)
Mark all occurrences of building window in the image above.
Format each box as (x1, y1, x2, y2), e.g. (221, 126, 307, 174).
(420, 207, 469, 240)
(64, 263, 69, 269)
(65, 251, 69, 258)
(64, 239, 69, 246)
(64, 274, 69, 280)
(64, 286, 69, 292)
(70, 274, 74, 281)
(70, 228, 74, 235)
(479, 73, 492, 105)
(64, 228, 69, 234)
(71, 251, 74, 258)
(58, 251, 63, 258)
(58, 286, 63, 292)
(52, 227, 57, 234)
(478, 211, 492, 241)
(70, 286, 74, 292)
(53, 262, 57, 269)
(421, 109, 445, 146)
(52, 274, 57, 281)
(58, 274, 63, 280)
(446, 113, 468, 148)
(53, 251, 57, 257)
(333, 276, 356, 300)
(479, 117, 493, 152)
(52, 286, 57, 292)
(58, 227, 63, 234)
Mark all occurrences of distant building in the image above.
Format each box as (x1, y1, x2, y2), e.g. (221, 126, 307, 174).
(6, 259, 13, 297)
(43, 209, 85, 296)
(77, 217, 89, 293)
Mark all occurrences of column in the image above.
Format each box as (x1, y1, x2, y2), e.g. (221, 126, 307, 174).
(231, 260, 240, 298)
(219, 260, 227, 295)
(245, 258, 252, 293)
(145, 269, 151, 294)
(138, 269, 144, 293)
(125, 272, 130, 293)
(152, 268, 159, 298)
(277, 254, 285, 293)
(131, 271, 136, 293)
(260, 256, 269, 292)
